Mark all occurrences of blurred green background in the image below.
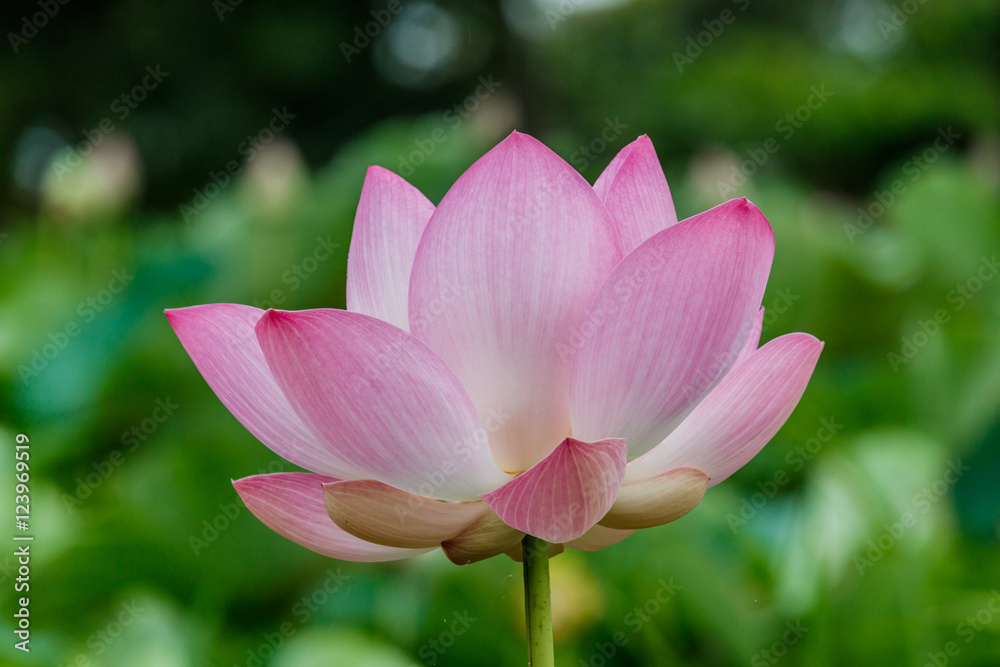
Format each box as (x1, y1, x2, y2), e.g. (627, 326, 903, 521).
(1, 0, 999, 665)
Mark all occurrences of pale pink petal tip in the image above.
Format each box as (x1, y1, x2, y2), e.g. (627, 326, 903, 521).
(346, 166, 434, 331)
(625, 333, 824, 486)
(165, 304, 355, 478)
(253, 307, 508, 500)
(233, 473, 431, 562)
(594, 134, 677, 252)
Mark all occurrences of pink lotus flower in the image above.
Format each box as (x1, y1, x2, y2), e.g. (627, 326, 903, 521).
(166, 132, 822, 566)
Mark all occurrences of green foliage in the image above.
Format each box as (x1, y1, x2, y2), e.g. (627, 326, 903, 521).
(1, 1, 998, 665)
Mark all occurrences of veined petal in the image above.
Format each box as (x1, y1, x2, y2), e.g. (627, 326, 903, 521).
(441, 508, 524, 565)
(570, 198, 774, 461)
(166, 304, 356, 477)
(255, 309, 511, 501)
(323, 480, 484, 548)
(625, 334, 823, 486)
(593, 135, 677, 253)
(346, 166, 435, 331)
(736, 307, 765, 367)
(480, 437, 627, 543)
(600, 468, 708, 530)
(565, 524, 635, 552)
(233, 473, 430, 562)
(408, 131, 622, 474)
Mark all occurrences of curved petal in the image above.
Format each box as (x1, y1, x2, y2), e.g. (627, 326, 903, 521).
(255, 309, 511, 500)
(441, 508, 524, 565)
(600, 467, 708, 530)
(346, 166, 435, 331)
(593, 135, 677, 253)
(565, 524, 635, 552)
(323, 480, 484, 548)
(570, 198, 775, 461)
(233, 473, 429, 562)
(408, 131, 622, 474)
(166, 304, 355, 477)
(625, 333, 823, 486)
(480, 437, 627, 543)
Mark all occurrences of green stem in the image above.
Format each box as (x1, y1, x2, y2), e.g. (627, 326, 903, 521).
(522, 534, 555, 667)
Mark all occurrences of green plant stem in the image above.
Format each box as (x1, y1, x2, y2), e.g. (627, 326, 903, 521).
(522, 534, 555, 667)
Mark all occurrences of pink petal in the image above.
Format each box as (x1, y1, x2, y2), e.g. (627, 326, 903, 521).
(441, 508, 524, 565)
(346, 166, 435, 331)
(570, 198, 775, 462)
(166, 304, 355, 477)
(323, 480, 485, 548)
(233, 473, 430, 562)
(600, 467, 708, 530)
(255, 309, 510, 501)
(593, 135, 678, 253)
(564, 524, 635, 552)
(480, 437, 627, 543)
(408, 131, 622, 474)
(736, 306, 765, 367)
(625, 333, 823, 486)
